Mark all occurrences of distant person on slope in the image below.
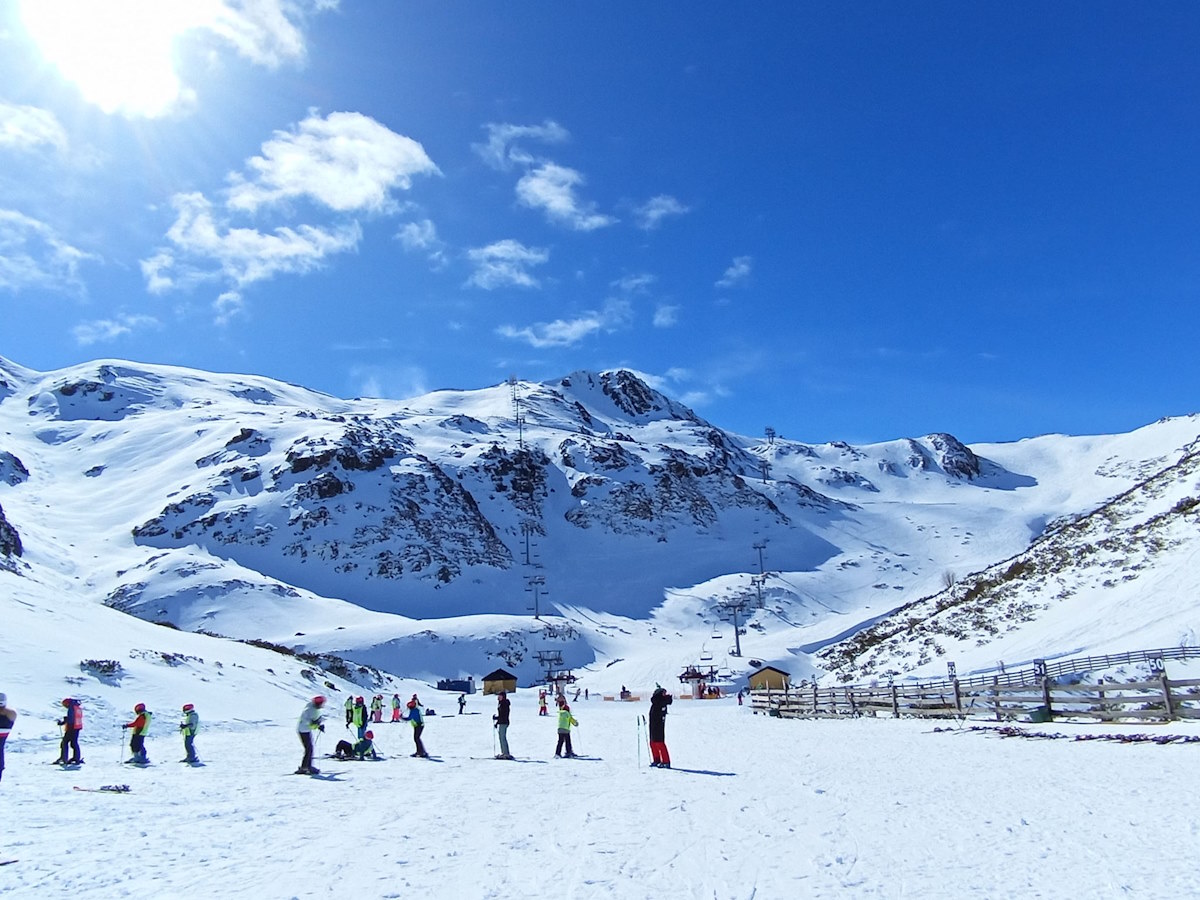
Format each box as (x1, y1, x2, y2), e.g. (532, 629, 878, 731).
(391, 693, 402, 722)
(404, 695, 428, 757)
(371, 695, 383, 723)
(458, 693, 466, 715)
(0, 693, 16, 782)
(296, 695, 326, 775)
(122, 703, 153, 764)
(55, 697, 84, 765)
(344, 695, 354, 727)
(179, 703, 200, 764)
(493, 691, 512, 759)
(648, 686, 673, 768)
(554, 701, 579, 758)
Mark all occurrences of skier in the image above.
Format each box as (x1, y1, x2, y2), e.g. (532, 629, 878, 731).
(554, 702, 579, 758)
(0, 693, 15, 783)
(371, 695, 383, 723)
(55, 697, 84, 765)
(335, 730, 379, 760)
(493, 691, 512, 759)
(179, 703, 200, 763)
(296, 695, 326, 775)
(351, 696, 369, 740)
(344, 695, 354, 727)
(122, 703, 153, 764)
(457, 693, 466, 715)
(648, 686, 673, 768)
(391, 693, 402, 722)
(737, 690, 744, 706)
(538, 690, 548, 716)
(404, 695, 428, 757)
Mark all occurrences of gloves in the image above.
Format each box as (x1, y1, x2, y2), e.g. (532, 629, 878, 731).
(318, 724, 325, 732)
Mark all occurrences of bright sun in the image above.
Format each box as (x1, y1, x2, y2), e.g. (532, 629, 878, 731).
(19, 0, 208, 118)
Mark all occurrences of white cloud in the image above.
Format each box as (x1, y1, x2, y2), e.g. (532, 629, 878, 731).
(716, 255, 753, 288)
(633, 194, 689, 230)
(465, 239, 549, 290)
(0, 102, 67, 152)
(396, 218, 447, 269)
(72, 313, 159, 346)
(213, 290, 245, 326)
(497, 297, 631, 348)
(145, 191, 361, 291)
(227, 111, 439, 214)
(473, 120, 569, 171)
(612, 272, 656, 295)
(0, 208, 97, 294)
(653, 304, 680, 328)
(349, 364, 429, 400)
(516, 163, 615, 231)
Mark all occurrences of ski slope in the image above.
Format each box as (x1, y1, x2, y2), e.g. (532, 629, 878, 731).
(2, 692, 1198, 898)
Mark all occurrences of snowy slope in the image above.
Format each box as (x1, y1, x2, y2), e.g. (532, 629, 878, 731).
(2, 355, 1199, 691)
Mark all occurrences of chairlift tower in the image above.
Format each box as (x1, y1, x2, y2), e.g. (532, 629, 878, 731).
(525, 574, 547, 619)
(715, 593, 752, 658)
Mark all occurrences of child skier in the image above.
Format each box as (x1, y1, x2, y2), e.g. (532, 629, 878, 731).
(179, 703, 200, 763)
(55, 697, 84, 765)
(335, 730, 379, 760)
(296, 695, 326, 775)
(493, 691, 512, 759)
(404, 695, 428, 757)
(122, 703, 153, 764)
(554, 701, 579, 758)
(391, 693, 402, 722)
(351, 696, 369, 740)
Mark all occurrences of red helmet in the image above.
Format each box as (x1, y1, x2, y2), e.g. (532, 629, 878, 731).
(407, 700, 416, 709)
(312, 695, 326, 706)
(62, 698, 72, 706)
(356, 696, 364, 703)
(134, 703, 146, 713)
(365, 730, 374, 740)
(182, 703, 194, 712)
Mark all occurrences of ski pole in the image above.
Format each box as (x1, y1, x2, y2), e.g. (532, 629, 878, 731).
(117, 726, 124, 763)
(637, 716, 642, 770)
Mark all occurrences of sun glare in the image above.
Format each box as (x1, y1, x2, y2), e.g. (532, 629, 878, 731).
(18, 0, 210, 118)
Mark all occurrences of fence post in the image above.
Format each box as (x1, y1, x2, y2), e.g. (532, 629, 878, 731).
(991, 677, 1001, 721)
(1159, 674, 1175, 721)
(1041, 676, 1054, 722)
(891, 684, 900, 718)
(952, 678, 962, 715)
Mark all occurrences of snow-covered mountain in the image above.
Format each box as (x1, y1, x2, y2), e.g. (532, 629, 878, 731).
(2, 355, 1198, 689)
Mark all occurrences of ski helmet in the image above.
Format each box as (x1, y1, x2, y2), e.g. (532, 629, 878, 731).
(407, 700, 416, 709)
(62, 698, 72, 706)
(312, 695, 326, 706)
(0, 693, 7, 706)
(182, 703, 194, 712)
(135, 703, 146, 713)
(356, 696, 364, 703)
(365, 730, 374, 740)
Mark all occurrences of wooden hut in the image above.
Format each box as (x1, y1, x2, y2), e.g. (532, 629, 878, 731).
(747, 665, 791, 692)
(482, 668, 518, 695)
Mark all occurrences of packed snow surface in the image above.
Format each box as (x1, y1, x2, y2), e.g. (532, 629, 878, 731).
(3, 693, 1199, 898)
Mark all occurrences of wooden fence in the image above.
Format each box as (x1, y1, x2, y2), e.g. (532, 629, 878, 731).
(751, 675, 1200, 724)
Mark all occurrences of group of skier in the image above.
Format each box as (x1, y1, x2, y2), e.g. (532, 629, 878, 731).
(0, 683, 677, 782)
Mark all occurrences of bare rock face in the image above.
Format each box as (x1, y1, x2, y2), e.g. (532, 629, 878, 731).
(928, 433, 981, 480)
(0, 501, 22, 561)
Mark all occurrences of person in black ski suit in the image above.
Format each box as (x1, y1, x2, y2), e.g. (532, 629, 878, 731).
(493, 691, 512, 759)
(648, 686, 673, 768)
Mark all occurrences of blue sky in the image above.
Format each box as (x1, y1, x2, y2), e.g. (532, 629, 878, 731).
(2, 2, 1198, 445)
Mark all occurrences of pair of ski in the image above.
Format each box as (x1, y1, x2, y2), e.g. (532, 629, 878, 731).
(73, 784, 132, 794)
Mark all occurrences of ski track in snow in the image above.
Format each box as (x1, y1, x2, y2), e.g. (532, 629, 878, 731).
(2, 698, 1199, 898)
